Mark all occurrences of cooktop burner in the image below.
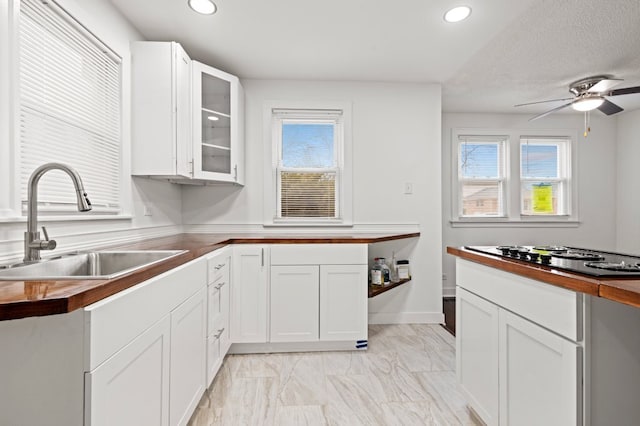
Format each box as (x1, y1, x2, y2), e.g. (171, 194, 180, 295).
(550, 250, 605, 261)
(584, 261, 640, 272)
(464, 245, 640, 277)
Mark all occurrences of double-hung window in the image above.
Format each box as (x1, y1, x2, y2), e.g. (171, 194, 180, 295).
(17, 0, 122, 215)
(457, 136, 507, 217)
(520, 137, 570, 216)
(265, 105, 352, 226)
(452, 129, 576, 224)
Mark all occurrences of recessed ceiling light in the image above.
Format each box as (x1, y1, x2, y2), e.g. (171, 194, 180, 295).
(572, 97, 604, 112)
(207, 115, 220, 121)
(444, 6, 472, 23)
(188, 0, 217, 15)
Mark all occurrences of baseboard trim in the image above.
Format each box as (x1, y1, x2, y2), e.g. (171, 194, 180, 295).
(368, 311, 445, 325)
(229, 340, 367, 354)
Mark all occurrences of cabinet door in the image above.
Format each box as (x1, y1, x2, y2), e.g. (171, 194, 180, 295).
(131, 41, 191, 178)
(170, 288, 207, 426)
(192, 61, 243, 183)
(270, 265, 319, 342)
(499, 309, 581, 426)
(319, 264, 367, 341)
(85, 315, 170, 426)
(231, 245, 269, 343)
(456, 287, 499, 426)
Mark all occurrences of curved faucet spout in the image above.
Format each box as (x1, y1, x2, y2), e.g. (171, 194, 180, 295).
(25, 163, 92, 262)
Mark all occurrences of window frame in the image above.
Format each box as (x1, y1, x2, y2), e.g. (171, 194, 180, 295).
(0, 0, 130, 222)
(519, 137, 571, 217)
(451, 128, 578, 226)
(457, 136, 508, 218)
(263, 101, 353, 227)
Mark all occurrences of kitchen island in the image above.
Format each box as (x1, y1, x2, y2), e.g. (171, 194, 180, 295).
(448, 246, 640, 426)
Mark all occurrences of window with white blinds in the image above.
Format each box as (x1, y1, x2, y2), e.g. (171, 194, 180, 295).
(273, 109, 343, 221)
(19, 0, 122, 213)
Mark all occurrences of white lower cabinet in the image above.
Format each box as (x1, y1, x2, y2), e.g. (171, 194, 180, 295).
(499, 308, 579, 426)
(456, 287, 499, 425)
(86, 315, 171, 426)
(270, 265, 320, 342)
(319, 264, 368, 341)
(231, 245, 269, 343)
(84, 257, 208, 426)
(267, 244, 368, 344)
(170, 287, 207, 426)
(456, 259, 583, 426)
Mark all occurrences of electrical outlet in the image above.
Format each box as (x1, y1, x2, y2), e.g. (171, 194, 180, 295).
(404, 182, 413, 194)
(442, 273, 447, 281)
(143, 204, 153, 216)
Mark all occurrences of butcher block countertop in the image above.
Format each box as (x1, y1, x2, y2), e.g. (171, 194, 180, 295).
(0, 232, 419, 321)
(447, 246, 640, 309)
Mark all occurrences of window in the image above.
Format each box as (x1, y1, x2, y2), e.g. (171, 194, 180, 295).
(452, 129, 576, 224)
(18, 0, 122, 214)
(457, 136, 507, 217)
(264, 103, 353, 226)
(520, 138, 570, 216)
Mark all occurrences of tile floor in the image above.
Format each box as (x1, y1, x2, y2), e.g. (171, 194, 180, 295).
(188, 324, 481, 426)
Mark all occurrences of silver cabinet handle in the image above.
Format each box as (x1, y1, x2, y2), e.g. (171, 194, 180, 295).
(214, 281, 226, 290)
(214, 328, 225, 339)
(261, 248, 264, 267)
(214, 262, 226, 270)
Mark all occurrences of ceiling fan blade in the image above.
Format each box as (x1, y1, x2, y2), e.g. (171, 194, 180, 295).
(514, 97, 574, 107)
(608, 86, 640, 96)
(598, 99, 624, 115)
(587, 79, 623, 93)
(528, 101, 574, 121)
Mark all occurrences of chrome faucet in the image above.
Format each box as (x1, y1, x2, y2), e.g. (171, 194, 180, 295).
(24, 163, 92, 262)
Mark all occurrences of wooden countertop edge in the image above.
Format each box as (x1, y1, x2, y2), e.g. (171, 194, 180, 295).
(447, 246, 640, 308)
(446, 246, 601, 296)
(0, 232, 420, 321)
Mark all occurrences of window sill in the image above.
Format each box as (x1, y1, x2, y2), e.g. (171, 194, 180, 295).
(450, 217, 580, 228)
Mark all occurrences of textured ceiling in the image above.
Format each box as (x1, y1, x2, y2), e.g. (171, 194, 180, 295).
(110, 0, 640, 115)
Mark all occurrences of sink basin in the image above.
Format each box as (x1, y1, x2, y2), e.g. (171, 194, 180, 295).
(0, 250, 187, 281)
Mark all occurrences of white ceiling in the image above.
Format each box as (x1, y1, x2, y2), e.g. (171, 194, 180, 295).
(110, 0, 640, 116)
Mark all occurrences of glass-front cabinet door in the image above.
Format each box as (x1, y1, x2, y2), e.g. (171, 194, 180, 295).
(192, 61, 244, 184)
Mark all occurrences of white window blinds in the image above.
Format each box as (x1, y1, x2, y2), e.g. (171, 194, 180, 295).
(273, 109, 342, 220)
(19, 0, 122, 213)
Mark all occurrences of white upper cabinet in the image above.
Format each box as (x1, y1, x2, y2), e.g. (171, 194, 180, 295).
(192, 61, 245, 184)
(131, 41, 244, 185)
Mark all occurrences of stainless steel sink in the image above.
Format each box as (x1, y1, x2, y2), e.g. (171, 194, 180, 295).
(0, 250, 187, 281)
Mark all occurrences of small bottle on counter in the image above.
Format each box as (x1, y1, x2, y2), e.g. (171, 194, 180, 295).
(397, 260, 410, 280)
(390, 251, 399, 283)
(371, 258, 391, 286)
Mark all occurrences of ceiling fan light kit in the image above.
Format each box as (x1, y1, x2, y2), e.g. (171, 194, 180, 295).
(572, 96, 604, 112)
(514, 75, 640, 133)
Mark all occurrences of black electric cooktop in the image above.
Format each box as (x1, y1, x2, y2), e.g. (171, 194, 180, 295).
(464, 245, 640, 278)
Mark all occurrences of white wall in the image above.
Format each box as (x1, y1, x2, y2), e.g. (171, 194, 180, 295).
(442, 112, 617, 296)
(615, 109, 640, 255)
(0, 0, 182, 263)
(183, 80, 444, 323)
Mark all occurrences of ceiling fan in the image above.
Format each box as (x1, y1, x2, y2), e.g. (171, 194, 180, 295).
(515, 75, 640, 122)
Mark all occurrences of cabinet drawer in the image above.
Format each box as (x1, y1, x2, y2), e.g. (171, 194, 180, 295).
(207, 251, 230, 284)
(456, 259, 582, 341)
(270, 244, 367, 265)
(206, 333, 222, 386)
